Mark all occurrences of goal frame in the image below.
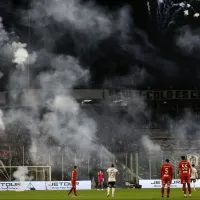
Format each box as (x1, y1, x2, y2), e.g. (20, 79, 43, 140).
(0, 165, 52, 190)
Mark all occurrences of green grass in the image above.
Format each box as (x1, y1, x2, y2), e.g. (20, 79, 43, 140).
(1, 189, 200, 200)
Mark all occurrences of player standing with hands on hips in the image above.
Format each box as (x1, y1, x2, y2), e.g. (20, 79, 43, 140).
(191, 164, 198, 191)
(160, 159, 173, 198)
(68, 166, 78, 197)
(106, 164, 119, 198)
(178, 156, 191, 197)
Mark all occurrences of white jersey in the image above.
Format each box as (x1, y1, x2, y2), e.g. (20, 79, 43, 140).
(107, 167, 119, 182)
(191, 167, 198, 179)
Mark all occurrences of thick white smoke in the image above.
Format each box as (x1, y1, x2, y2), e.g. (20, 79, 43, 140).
(13, 166, 33, 182)
(11, 42, 37, 70)
(0, 17, 37, 70)
(3, 0, 198, 181)
(0, 0, 134, 171)
(4, 54, 107, 167)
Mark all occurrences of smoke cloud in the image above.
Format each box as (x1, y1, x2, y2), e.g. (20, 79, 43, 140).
(0, 0, 131, 174)
(176, 26, 200, 56)
(13, 166, 33, 182)
(1, 0, 200, 183)
(0, 110, 5, 131)
(11, 42, 37, 70)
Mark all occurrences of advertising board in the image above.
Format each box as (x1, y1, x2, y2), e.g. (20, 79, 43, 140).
(139, 179, 200, 188)
(0, 181, 91, 191)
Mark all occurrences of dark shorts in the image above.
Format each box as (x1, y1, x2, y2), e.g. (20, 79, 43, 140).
(191, 179, 196, 183)
(108, 181, 116, 188)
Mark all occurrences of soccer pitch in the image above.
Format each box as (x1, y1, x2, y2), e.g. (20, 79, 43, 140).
(1, 189, 200, 200)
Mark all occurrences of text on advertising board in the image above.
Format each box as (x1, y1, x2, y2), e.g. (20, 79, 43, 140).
(139, 179, 200, 189)
(108, 90, 200, 100)
(0, 181, 91, 191)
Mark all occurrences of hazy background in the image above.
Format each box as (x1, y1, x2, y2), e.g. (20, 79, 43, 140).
(0, 0, 199, 183)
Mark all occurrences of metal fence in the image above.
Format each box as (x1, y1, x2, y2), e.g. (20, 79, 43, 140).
(0, 146, 197, 183)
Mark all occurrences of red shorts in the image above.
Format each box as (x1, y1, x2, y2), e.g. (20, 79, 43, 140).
(98, 179, 103, 183)
(71, 180, 76, 188)
(181, 175, 190, 184)
(162, 176, 171, 185)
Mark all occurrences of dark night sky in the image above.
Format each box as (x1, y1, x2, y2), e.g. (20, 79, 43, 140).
(1, 0, 200, 90)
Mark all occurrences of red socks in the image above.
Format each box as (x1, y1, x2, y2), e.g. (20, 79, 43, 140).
(167, 187, 170, 196)
(161, 187, 164, 196)
(188, 183, 191, 194)
(183, 184, 186, 194)
(73, 188, 77, 195)
(68, 188, 77, 196)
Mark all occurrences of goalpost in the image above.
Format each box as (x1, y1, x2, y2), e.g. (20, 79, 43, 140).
(0, 166, 51, 191)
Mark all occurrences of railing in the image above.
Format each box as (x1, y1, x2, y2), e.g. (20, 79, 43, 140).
(0, 145, 199, 182)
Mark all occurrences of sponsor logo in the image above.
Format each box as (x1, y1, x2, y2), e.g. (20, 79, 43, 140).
(0, 181, 91, 190)
(151, 180, 180, 185)
(49, 181, 80, 187)
(0, 182, 21, 187)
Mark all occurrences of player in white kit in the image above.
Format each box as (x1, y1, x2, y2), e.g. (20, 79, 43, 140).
(106, 164, 119, 197)
(190, 164, 198, 191)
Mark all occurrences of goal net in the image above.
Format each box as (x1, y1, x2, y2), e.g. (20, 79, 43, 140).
(0, 166, 51, 191)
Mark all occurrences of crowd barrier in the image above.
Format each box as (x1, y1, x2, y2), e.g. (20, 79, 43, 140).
(0, 181, 91, 191)
(139, 179, 200, 188)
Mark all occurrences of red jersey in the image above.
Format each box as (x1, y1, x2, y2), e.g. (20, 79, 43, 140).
(71, 169, 77, 181)
(178, 160, 191, 176)
(160, 163, 173, 179)
(98, 171, 103, 181)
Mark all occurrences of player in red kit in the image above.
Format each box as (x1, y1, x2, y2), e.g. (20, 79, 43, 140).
(68, 166, 77, 197)
(178, 156, 191, 197)
(160, 159, 173, 198)
(97, 170, 104, 190)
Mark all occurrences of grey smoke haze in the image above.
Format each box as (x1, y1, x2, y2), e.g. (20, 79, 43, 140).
(0, 110, 5, 133)
(169, 111, 200, 147)
(1, 0, 200, 180)
(141, 135, 161, 153)
(0, 17, 8, 45)
(176, 26, 200, 56)
(5, 53, 112, 167)
(0, 0, 127, 170)
(26, 0, 130, 39)
(104, 67, 151, 88)
(20, 0, 134, 53)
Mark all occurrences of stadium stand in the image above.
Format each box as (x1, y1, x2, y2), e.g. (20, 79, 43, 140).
(0, 89, 200, 182)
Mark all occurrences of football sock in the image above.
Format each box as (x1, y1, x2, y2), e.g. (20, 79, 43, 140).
(68, 188, 72, 195)
(107, 187, 110, 195)
(161, 187, 164, 196)
(188, 183, 191, 194)
(193, 182, 196, 190)
(183, 184, 186, 194)
(167, 187, 170, 196)
(112, 188, 115, 196)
